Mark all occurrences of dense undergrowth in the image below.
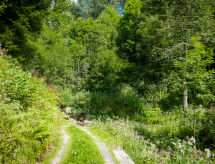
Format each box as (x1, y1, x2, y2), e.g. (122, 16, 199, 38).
(60, 79, 215, 157)
(59, 84, 143, 114)
(90, 112, 215, 163)
(0, 55, 62, 163)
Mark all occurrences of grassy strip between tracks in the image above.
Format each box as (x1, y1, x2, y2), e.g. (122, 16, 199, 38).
(62, 125, 104, 164)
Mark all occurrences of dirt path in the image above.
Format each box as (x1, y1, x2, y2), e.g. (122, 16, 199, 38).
(113, 147, 135, 164)
(78, 126, 115, 164)
(78, 125, 135, 164)
(50, 121, 134, 164)
(51, 127, 69, 164)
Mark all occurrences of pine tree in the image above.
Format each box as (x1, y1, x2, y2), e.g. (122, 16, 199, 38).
(0, 0, 52, 61)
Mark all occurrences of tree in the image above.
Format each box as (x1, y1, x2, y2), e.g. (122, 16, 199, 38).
(86, 47, 125, 91)
(0, 0, 52, 62)
(53, 0, 81, 19)
(33, 4, 124, 92)
(117, 0, 142, 62)
(33, 0, 79, 88)
(173, 37, 214, 113)
(77, 0, 128, 19)
(118, 0, 215, 82)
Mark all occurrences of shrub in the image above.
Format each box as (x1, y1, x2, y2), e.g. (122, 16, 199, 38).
(0, 55, 62, 163)
(198, 108, 215, 150)
(64, 84, 144, 114)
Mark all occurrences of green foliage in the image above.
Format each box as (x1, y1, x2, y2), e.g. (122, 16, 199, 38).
(86, 48, 126, 91)
(174, 37, 214, 87)
(0, 55, 62, 163)
(33, 5, 124, 93)
(118, 0, 215, 82)
(0, 0, 52, 61)
(118, 0, 142, 62)
(77, 0, 128, 19)
(1, 0, 215, 162)
(65, 84, 143, 114)
(168, 37, 215, 106)
(199, 109, 215, 149)
(28, 0, 215, 156)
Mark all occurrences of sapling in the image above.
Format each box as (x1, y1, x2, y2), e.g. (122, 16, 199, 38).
(174, 37, 214, 116)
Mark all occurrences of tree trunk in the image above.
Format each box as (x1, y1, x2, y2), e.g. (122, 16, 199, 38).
(183, 89, 188, 116)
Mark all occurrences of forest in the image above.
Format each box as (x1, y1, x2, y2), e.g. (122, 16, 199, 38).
(0, 0, 215, 163)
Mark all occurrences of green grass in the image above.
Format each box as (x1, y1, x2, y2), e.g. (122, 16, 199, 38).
(90, 120, 142, 164)
(88, 127, 119, 164)
(88, 127, 116, 147)
(62, 125, 104, 164)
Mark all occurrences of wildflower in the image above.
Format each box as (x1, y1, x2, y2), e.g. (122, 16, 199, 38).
(199, 157, 203, 161)
(188, 141, 192, 145)
(135, 135, 140, 140)
(168, 146, 172, 152)
(205, 148, 211, 158)
(160, 149, 166, 156)
(190, 136, 196, 144)
(195, 149, 202, 156)
(178, 143, 183, 149)
(180, 149, 185, 155)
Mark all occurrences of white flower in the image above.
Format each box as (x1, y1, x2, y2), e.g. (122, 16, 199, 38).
(180, 150, 185, 155)
(190, 136, 196, 144)
(179, 143, 183, 149)
(205, 149, 211, 158)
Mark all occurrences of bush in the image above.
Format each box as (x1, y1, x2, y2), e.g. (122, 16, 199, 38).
(198, 109, 215, 150)
(0, 55, 62, 163)
(63, 84, 144, 114)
